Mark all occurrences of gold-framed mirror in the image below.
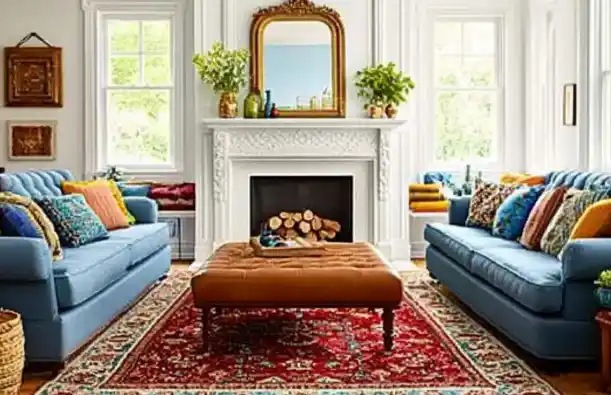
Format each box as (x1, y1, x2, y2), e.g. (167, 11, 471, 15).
(250, 0, 346, 118)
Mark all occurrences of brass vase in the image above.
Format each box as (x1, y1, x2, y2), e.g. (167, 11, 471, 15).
(219, 92, 238, 118)
(367, 103, 384, 119)
(385, 104, 398, 119)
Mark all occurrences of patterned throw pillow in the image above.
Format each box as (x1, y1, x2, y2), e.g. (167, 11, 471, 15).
(540, 188, 611, 257)
(0, 192, 63, 260)
(492, 186, 545, 240)
(35, 195, 109, 247)
(520, 187, 567, 250)
(62, 180, 135, 225)
(61, 182, 130, 230)
(466, 180, 519, 229)
(0, 203, 45, 239)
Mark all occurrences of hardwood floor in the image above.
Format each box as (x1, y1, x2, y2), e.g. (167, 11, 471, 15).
(17, 261, 605, 394)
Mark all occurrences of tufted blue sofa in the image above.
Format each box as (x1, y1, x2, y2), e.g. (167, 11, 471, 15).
(425, 171, 611, 360)
(0, 170, 171, 363)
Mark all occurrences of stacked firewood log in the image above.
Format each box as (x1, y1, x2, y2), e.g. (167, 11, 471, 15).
(267, 209, 341, 242)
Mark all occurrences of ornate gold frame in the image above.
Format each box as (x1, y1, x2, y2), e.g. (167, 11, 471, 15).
(250, 0, 346, 118)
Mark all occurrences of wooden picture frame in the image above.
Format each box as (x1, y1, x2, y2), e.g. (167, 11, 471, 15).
(563, 83, 577, 126)
(4, 46, 63, 107)
(7, 120, 57, 161)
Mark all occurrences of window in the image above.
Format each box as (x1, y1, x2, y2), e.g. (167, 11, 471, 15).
(432, 18, 502, 165)
(86, 1, 185, 175)
(600, 1, 611, 169)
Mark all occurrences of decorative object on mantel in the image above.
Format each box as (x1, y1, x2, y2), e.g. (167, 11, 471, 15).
(0, 309, 25, 395)
(243, 88, 262, 119)
(250, 0, 346, 118)
(563, 83, 577, 126)
(7, 120, 56, 161)
(4, 32, 63, 107)
(271, 103, 280, 118)
(355, 62, 415, 119)
(192, 42, 249, 118)
(264, 89, 272, 118)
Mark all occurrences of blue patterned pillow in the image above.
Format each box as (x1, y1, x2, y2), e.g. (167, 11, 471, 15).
(35, 195, 109, 247)
(492, 186, 545, 240)
(0, 203, 44, 238)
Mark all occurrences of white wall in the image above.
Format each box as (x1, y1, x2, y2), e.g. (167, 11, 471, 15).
(0, 0, 84, 177)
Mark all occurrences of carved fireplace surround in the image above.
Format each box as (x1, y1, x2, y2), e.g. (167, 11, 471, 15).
(196, 118, 409, 261)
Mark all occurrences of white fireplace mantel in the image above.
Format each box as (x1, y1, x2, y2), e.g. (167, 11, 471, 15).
(195, 118, 410, 261)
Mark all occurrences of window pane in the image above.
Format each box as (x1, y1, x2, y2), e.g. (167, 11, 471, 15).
(144, 55, 171, 85)
(602, 74, 611, 168)
(463, 22, 496, 55)
(107, 90, 170, 165)
(462, 57, 496, 87)
(435, 91, 497, 162)
(109, 21, 139, 53)
(143, 21, 171, 52)
(110, 56, 139, 86)
(435, 55, 462, 87)
(435, 22, 462, 54)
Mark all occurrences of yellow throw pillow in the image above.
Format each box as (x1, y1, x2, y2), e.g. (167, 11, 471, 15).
(570, 199, 611, 239)
(0, 192, 63, 261)
(500, 172, 529, 184)
(62, 180, 135, 225)
(515, 175, 546, 186)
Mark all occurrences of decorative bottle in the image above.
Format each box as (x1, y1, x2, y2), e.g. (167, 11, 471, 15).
(264, 90, 273, 118)
(243, 88, 261, 119)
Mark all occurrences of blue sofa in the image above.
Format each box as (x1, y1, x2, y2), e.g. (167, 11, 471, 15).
(0, 170, 171, 363)
(425, 171, 611, 360)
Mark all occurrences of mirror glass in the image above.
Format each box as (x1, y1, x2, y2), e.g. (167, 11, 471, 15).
(263, 21, 333, 111)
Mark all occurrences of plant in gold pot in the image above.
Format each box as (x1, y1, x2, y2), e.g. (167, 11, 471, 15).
(355, 62, 415, 119)
(193, 42, 249, 118)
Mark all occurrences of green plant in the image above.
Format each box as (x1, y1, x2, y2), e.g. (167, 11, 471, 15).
(95, 165, 127, 182)
(192, 42, 249, 93)
(596, 270, 611, 288)
(354, 62, 416, 108)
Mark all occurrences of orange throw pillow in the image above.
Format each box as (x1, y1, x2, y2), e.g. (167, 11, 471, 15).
(516, 175, 546, 186)
(570, 199, 611, 239)
(62, 183, 129, 230)
(520, 187, 567, 250)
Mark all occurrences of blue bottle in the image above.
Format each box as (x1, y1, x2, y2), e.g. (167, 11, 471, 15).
(264, 90, 272, 118)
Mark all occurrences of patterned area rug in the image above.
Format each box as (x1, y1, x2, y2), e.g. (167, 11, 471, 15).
(37, 270, 559, 394)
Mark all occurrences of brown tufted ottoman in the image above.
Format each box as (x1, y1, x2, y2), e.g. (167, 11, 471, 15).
(190, 242, 404, 351)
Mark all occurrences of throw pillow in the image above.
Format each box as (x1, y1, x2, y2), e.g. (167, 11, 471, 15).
(117, 183, 151, 197)
(61, 182, 130, 230)
(35, 195, 108, 247)
(570, 199, 611, 239)
(492, 186, 545, 240)
(520, 187, 567, 250)
(540, 188, 611, 257)
(515, 175, 546, 186)
(466, 180, 519, 229)
(0, 192, 63, 260)
(62, 180, 135, 225)
(0, 203, 44, 239)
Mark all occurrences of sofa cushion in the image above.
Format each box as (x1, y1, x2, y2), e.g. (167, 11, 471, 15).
(107, 223, 169, 266)
(470, 247, 563, 314)
(0, 170, 73, 198)
(466, 180, 518, 229)
(492, 186, 545, 240)
(425, 223, 520, 271)
(53, 240, 131, 309)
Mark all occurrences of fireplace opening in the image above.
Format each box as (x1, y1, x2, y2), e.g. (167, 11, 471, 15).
(250, 176, 353, 242)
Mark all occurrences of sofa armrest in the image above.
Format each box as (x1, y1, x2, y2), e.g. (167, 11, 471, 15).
(561, 239, 611, 282)
(448, 196, 471, 226)
(0, 238, 52, 281)
(125, 196, 158, 224)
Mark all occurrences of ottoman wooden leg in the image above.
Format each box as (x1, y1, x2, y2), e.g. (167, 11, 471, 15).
(201, 307, 210, 352)
(382, 308, 394, 351)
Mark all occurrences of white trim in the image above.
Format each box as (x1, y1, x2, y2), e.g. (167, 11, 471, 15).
(83, 0, 188, 179)
(221, 0, 236, 48)
(372, 0, 385, 64)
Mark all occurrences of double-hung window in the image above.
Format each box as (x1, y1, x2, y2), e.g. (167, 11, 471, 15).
(430, 17, 504, 168)
(87, 1, 184, 175)
(599, 1, 611, 169)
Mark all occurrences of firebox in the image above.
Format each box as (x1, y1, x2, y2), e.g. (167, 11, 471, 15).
(250, 176, 353, 242)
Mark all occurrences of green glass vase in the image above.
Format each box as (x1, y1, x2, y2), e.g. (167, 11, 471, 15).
(244, 89, 261, 119)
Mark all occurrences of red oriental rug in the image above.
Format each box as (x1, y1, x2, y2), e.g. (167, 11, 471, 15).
(37, 270, 559, 395)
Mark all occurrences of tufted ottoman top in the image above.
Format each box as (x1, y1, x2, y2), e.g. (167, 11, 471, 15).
(191, 242, 404, 306)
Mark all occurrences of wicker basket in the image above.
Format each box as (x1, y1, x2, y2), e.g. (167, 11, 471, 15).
(0, 310, 24, 395)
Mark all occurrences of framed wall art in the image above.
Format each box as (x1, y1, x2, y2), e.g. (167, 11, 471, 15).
(4, 32, 63, 107)
(563, 83, 577, 126)
(7, 120, 57, 161)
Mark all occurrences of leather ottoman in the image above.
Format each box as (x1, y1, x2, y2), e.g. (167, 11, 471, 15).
(191, 242, 403, 351)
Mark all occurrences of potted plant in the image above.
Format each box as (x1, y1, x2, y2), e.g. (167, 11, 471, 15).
(95, 165, 128, 182)
(192, 42, 249, 118)
(354, 62, 416, 119)
(595, 270, 611, 308)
